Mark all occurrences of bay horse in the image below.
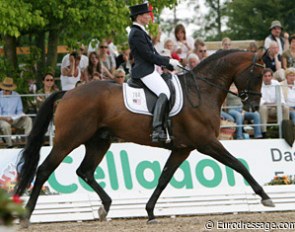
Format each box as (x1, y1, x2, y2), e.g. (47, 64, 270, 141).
(15, 50, 274, 226)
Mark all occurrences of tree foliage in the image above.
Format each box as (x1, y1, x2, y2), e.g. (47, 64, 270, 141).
(225, 0, 295, 40)
(203, 0, 226, 40)
(0, 0, 44, 38)
(0, 0, 177, 84)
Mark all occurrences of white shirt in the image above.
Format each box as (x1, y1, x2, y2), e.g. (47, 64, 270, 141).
(264, 36, 283, 55)
(173, 36, 194, 59)
(286, 85, 295, 107)
(132, 22, 148, 34)
(88, 38, 100, 55)
(261, 79, 286, 105)
(61, 54, 89, 71)
(60, 67, 81, 91)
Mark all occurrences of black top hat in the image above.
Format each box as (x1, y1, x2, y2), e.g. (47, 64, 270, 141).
(129, 3, 151, 17)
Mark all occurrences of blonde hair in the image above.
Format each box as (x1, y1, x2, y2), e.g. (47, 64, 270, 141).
(222, 37, 231, 45)
(285, 67, 295, 76)
(114, 68, 125, 77)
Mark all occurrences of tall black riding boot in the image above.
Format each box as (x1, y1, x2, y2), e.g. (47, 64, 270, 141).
(152, 93, 169, 142)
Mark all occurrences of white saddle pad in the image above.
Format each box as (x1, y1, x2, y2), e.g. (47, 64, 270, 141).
(123, 74, 183, 116)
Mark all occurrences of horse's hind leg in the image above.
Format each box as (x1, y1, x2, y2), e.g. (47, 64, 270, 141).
(197, 139, 274, 207)
(146, 148, 191, 223)
(76, 134, 112, 222)
(22, 146, 69, 227)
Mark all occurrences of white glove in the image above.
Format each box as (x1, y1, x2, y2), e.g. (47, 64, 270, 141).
(169, 59, 181, 69)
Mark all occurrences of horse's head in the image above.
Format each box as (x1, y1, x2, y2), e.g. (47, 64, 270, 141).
(234, 52, 264, 112)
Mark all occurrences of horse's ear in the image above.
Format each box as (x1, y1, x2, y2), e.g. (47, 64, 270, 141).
(256, 47, 266, 60)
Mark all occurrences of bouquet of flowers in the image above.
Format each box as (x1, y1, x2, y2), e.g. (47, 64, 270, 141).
(0, 189, 26, 226)
(266, 175, 295, 185)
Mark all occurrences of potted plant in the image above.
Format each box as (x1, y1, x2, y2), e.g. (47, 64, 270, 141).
(0, 189, 26, 230)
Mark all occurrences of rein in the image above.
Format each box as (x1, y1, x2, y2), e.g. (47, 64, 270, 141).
(178, 54, 264, 102)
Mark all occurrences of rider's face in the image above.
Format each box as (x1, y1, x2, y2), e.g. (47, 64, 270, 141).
(138, 13, 150, 26)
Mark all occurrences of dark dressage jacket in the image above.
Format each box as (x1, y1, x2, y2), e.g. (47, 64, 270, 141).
(128, 24, 170, 79)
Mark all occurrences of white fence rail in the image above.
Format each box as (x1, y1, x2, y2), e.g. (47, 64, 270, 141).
(27, 186, 295, 223)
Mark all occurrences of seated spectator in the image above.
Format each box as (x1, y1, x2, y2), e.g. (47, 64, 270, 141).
(163, 38, 180, 61)
(85, 51, 113, 81)
(221, 110, 234, 122)
(113, 69, 126, 85)
(98, 40, 116, 75)
(36, 73, 59, 111)
(221, 37, 232, 50)
(247, 42, 258, 53)
(173, 24, 194, 66)
(282, 68, 295, 124)
(263, 41, 285, 82)
(106, 37, 119, 58)
(264, 20, 289, 55)
(282, 34, 295, 69)
(193, 38, 208, 60)
(185, 53, 200, 70)
(60, 51, 82, 91)
(226, 84, 263, 139)
(26, 78, 38, 114)
(61, 43, 89, 73)
(0, 77, 32, 148)
(117, 47, 131, 76)
(216, 37, 232, 54)
(259, 68, 289, 136)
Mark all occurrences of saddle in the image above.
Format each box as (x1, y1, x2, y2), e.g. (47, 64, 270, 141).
(123, 73, 183, 117)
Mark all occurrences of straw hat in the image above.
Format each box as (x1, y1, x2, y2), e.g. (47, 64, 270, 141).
(269, 20, 283, 30)
(0, 77, 17, 91)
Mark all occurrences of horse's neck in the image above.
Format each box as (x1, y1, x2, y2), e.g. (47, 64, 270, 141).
(179, 71, 232, 109)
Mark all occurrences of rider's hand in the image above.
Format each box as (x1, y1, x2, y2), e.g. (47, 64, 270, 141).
(169, 59, 181, 69)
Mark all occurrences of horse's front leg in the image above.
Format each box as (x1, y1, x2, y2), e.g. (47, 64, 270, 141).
(145, 148, 191, 223)
(197, 138, 275, 207)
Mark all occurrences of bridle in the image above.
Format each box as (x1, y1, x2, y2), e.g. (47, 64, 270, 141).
(237, 54, 265, 101)
(178, 53, 265, 102)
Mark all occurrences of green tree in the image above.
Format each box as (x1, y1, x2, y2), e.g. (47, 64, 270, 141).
(225, 0, 295, 40)
(0, 0, 177, 84)
(203, 0, 227, 41)
(0, 0, 44, 74)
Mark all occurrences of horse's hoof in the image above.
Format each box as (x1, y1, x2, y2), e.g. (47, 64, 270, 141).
(20, 218, 30, 228)
(147, 219, 158, 224)
(261, 198, 275, 207)
(98, 206, 107, 222)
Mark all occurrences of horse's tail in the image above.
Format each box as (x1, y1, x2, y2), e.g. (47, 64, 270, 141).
(14, 91, 66, 196)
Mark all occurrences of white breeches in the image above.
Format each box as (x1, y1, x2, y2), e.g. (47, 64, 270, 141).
(141, 69, 171, 99)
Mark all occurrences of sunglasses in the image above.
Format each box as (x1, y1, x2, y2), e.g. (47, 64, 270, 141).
(116, 76, 125, 79)
(100, 46, 108, 49)
(45, 79, 54, 82)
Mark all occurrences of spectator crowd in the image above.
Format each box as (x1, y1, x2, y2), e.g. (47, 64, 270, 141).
(1, 19, 295, 147)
